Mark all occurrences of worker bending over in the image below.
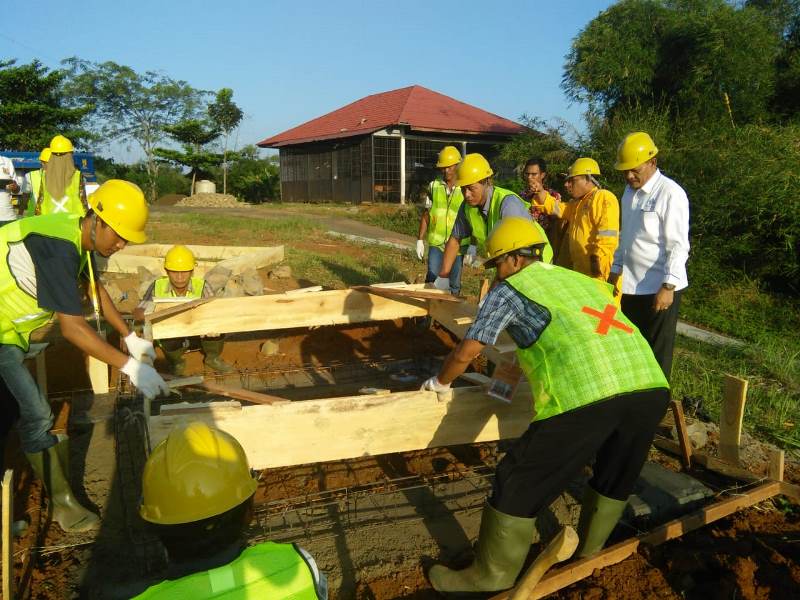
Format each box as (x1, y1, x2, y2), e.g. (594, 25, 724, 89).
(416, 146, 471, 295)
(422, 217, 669, 595)
(0, 179, 169, 532)
(134, 245, 233, 375)
(433, 153, 551, 290)
(133, 422, 328, 599)
(557, 157, 620, 281)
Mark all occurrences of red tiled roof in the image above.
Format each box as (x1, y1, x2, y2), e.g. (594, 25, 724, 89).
(257, 85, 526, 147)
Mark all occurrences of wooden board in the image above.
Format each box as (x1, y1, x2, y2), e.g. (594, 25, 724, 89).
(719, 375, 748, 464)
(352, 285, 463, 303)
(150, 286, 430, 339)
(149, 383, 533, 470)
(115, 243, 281, 261)
(186, 381, 290, 406)
(428, 299, 516, 366)
(146, 298, 213, 324)
(489, 481, 783, 600)
(86, 331, 109, 394)
(2, 469, 12, 600)
(95, 253, 217, 276)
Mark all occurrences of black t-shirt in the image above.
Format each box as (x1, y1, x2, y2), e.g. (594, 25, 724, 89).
(20, 234, 92, 316)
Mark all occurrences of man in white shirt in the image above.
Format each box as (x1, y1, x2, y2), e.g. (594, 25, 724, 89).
(0, 155, 20, 226)
(609, 132, 690, 380)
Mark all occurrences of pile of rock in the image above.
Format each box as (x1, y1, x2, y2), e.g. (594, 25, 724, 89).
(175, 193, 244, 208)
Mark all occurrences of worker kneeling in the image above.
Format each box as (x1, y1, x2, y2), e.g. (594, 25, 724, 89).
(422, 217, 670, 595)
(134, 422, 328, 599)
(136, 245, 232, 375)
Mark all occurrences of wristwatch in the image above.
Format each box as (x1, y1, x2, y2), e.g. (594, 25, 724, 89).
(661, 283, 676, 291)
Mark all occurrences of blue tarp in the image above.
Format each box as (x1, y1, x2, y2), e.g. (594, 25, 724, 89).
(0, 151, 97, 182)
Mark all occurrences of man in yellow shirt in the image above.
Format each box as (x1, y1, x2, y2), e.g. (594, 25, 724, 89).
(557, 158, 619, 281)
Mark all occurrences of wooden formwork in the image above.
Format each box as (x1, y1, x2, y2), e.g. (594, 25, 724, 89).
(142, 282, 800, 597)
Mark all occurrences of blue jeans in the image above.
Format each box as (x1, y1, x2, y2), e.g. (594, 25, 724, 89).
(0, 344, 56, 453)
(426, 246, 463, 295)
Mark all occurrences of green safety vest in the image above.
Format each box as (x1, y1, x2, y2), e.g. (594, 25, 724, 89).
(26, 169, 44, 216)
(132, 542, 322, 600)
(0, 214, 87, 350)
(38, 171, 85, 216)
(154, 276, 205, 299)
(464, 186, 553, 263)
(427, 179, 467, 250)
(505, 262, 668, 422)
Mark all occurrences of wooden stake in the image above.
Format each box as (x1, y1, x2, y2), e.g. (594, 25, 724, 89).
(2, 469, 13, 600)
(509, 526, 578, 600)
(719, 375, 748, 464)
(768, 449, 785, 482)
(670, 400, 692, 469)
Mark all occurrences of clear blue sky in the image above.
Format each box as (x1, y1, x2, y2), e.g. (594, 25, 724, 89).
(2, 0, 614, 161)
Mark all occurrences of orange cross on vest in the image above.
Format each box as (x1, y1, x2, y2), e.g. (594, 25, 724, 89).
(581, 304, 634, 335)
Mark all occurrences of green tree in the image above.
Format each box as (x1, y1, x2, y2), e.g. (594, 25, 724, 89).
(227, 145, 280, 203)
(564, 0, 780, 126)
(62, 58, 206, 202)
(154, 119, 222, 195)
(208, 88, 244, 195)
(0, 60, 91, 150)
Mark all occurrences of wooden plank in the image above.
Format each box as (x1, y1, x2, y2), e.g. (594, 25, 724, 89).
(96, 253, 217, 276)
(653, 437, 761, 482)
(719, 375, 748, 464)
(779, 481, 800, 501)
(670, 400, 692, 469)
(115, 243, 281, 261)
(428, 299, 515, 366)
(2, 469, 13, 600)
(188, 381, 290, 406)
(166, 375, 205, 390)
(352, 285, 463, 303)
(86, 331, 108, 394)
(769, 449, 785, 482)
(151, 287, 429, 339)
(149, 383, 533, 470)
(489, 482, 782, 600)
(147, 298, 213, 324)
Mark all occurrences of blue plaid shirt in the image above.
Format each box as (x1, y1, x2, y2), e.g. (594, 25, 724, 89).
(466, 282, 551, 348)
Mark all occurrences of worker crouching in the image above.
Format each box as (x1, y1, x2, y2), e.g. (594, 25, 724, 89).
(133, 422, 328, 599)
(135, 245, 233, 375)
(422, 217, 669, 595)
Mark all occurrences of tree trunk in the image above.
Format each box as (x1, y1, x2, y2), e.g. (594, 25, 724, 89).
(191, 170, 197, 196)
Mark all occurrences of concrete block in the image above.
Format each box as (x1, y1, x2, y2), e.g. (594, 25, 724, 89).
(626, 462, 713, 520)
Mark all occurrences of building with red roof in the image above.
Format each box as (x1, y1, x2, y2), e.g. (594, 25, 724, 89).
(257, 85, 526, 203)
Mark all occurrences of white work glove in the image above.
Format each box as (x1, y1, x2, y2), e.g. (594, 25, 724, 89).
(420, 376, 451, 393)
(124, 331, 157, 362)
(432, 276, 450, 291)
(464, 245, 478, 267)
(416, 239, 425, 261)
(121, 357, 170, 400)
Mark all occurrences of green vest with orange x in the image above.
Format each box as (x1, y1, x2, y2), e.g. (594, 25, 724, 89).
(505, 262, 668, 422)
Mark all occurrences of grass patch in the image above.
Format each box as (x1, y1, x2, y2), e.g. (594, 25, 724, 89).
(147, 213, 322, 245)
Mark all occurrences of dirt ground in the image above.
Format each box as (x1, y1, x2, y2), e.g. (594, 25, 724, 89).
(5, 225, 799, 599)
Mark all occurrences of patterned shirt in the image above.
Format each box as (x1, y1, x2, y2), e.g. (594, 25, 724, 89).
(466, 281, 551, 349)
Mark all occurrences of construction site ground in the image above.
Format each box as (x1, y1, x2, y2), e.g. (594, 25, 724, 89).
(4, 206, 798, 599)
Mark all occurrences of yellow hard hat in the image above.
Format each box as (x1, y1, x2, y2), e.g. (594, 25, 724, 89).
(436, 146, 462, 168)
(88, 179, 148, 243)
(566, 157, 601, 179)
(484, 217, 548, 268)
(49, 135, 74, 154)
(39, 148, 51, 163)
(614, 132, 658, 170)
(140, 422, 258, 525)
(456, 153, 493, 187)
(164, 245, 195, 272)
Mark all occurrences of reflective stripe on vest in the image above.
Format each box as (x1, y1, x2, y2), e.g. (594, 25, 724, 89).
(0, 214, 86, 350)
(464, 187, 553, 262)
(131, 542, 322, 600)
(505, 262, 668, 422)
(153, 276, 205, 299)
(427, 180, 466, 249)
(40, 171, 85, 216)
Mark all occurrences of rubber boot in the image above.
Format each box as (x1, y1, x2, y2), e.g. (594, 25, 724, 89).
(428, 502, 535, 595)
(26, 439, 99, 533)
(163, 347, 187, 377)
(201, 338, 234, 373)
(574, 486, 628, 557)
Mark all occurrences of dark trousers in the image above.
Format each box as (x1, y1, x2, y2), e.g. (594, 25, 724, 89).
(490, 388, 670, 518)
(621, 290, 682, 381)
